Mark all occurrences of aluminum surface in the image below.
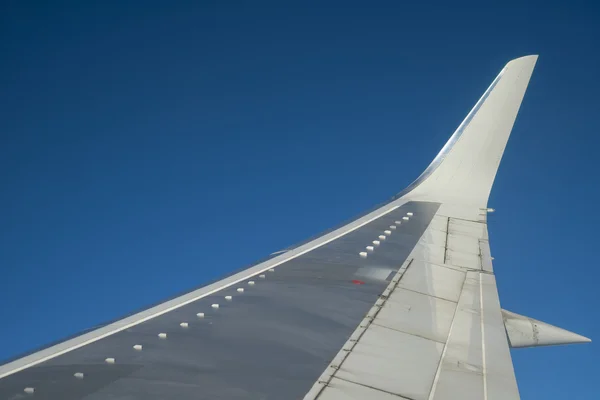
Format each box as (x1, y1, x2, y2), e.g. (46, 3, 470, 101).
(0, 203, 439, 400)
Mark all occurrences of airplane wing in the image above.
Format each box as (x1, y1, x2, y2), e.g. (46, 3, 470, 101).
(0, 55, 590, 400)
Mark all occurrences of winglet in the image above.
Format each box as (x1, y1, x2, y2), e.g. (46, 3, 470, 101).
(502, 309, 591, 348)
(404, 55, 538, 209)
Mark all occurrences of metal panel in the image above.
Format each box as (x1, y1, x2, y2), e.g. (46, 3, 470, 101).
(425, 215, 448, 233)
(446, 248, 481, 269)
(335, 324, 444, 400)
(0, 203, 441, 400)
(375, 289, 457, 343)
(448, 219, 487, 239)
(427, 272, 520, 400)
(318, 377, 409, 400)
(397, 260, 465, 303)
(410, 243, 445, 265)
(479, 239, 494, 273)
(430, 272, 484, 400)
(447, 234, 480, 255)
(481, 275, 520, 400)
(418, 227, 447, 247)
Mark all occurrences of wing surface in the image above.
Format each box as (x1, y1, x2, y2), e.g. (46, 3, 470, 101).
(3, 55, 580, 400)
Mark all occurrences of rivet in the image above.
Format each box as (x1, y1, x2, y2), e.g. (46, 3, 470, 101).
(180, 322, 189, 328)
(378, 235, 386, 240)
(407, 212, 414, 216)
(259, 274, 266, 279)
(373, 240, 380, 246)
(158, 333, 167, 339)
(74, 372, 84, 379)
(197, 312, 205, 318)
(359, 252, 368, 258)
(248, 281, 255, 285)
(402, 216, 409, 221)
(237, 288, 244, 293)
(225, 295, 233, 301)
(395, 221, 402, 224)
(211, 304, 220, 309)
(105, 358, 115, 364)
(384, 230, 391, 235)
(268, 268, 275, 272)
(390, 225, 396, 229)
(24, 387, 35, 394)
(133, 344, 143, 351)
(366, 246, 374, 252)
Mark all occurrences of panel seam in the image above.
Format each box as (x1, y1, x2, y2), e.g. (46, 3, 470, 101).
(394, 286, 459, 304)
(426, 272, 468, 400)
(370, 323, 447, 345)
(305, 258, 415, 399)
(480, 273, 488, 400)
(333, 376, 416, 400)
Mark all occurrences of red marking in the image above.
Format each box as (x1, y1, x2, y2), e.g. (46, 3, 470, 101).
(351, 279, 365, 285)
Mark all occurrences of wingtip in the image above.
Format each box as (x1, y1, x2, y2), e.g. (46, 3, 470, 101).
(506, 54, 538, 68)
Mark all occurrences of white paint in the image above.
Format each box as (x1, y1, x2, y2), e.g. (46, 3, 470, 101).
(303, 258, 414, 400)
(378, 235, 386, 240)
(359, 252, 368, 258)
(248, 281, 255, 285)
(268, 268, 275, 272)
(258, 274, 266, 279)
(373, 240, 380, 246)
(211, 304, 220, 309)
(74, 372, 84, 379)
(384, 230, 391, 235)
(158, 333, 167, 339)
(307, 55, 540, 400)
(395, 221, 402, 224)
(225, 296, 232, 301)
(390, 225, 396, 229)
(366, 246, 374, 252)
(105, 358, 115, 364)
(237, 288, 244, 293)
(407, 212, 414, 216)
(405, 56, 537, 213)
(0, 56, 544, 399)
(24, 387, 34, 394)
(399, 260, 465, 303)
(133, 344, 143, 351)
(180, 322, 189, 328)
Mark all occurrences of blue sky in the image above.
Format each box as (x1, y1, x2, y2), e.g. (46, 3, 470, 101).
(0, 0, 598, 397)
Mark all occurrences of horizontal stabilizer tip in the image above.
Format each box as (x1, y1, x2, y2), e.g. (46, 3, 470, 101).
(502, 309, 591, 348)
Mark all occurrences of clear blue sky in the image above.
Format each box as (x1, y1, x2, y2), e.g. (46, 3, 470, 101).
(1, 1, 597, 397)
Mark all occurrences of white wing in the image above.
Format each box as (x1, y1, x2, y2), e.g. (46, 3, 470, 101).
(0, 55, 589, 400)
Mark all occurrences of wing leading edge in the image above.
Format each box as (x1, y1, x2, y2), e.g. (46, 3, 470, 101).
(0, 55, 589, 400)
